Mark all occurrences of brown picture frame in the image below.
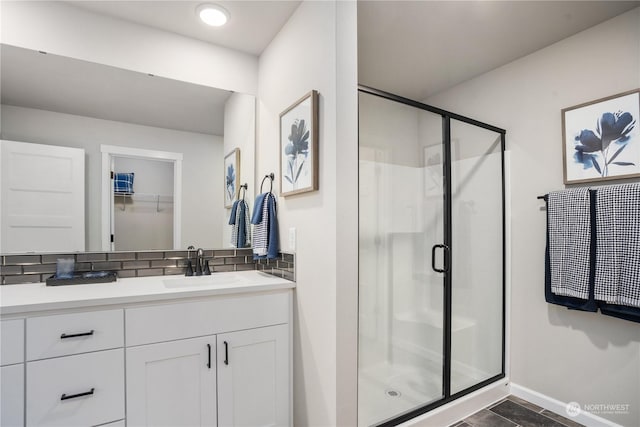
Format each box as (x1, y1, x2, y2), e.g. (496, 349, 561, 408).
(279, 90, 319, 196)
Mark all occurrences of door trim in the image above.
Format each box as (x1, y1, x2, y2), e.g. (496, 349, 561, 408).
(100, 145, 183, 251)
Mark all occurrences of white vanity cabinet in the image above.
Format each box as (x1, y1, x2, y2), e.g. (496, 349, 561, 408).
(0, 272, 294, 427)
(217, 324, 290, 426)
(125, 290, 292, 427)
(24, 309, 125, 427)
(1, 319, 25, 427)
(126, 336, 217, 426)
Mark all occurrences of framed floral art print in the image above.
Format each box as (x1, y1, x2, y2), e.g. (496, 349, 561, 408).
(224, 148, 240, 208)
(562, 89, 639, 184)
(279, 90, 319, 196)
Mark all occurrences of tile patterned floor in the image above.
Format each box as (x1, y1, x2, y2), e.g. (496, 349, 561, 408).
(450, 395, 585, 427)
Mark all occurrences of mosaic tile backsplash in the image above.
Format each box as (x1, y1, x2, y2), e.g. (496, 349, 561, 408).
(0, 249, 295, 285)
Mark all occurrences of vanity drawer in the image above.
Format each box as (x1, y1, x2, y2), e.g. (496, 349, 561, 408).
(26, 348, 124, 427)
(27, 309, 123, 361)
(1, 319, 24, 366)
(126, 291, 290, 346)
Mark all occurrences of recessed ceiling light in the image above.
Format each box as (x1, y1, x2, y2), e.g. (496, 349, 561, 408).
(197, 4, 229, 27)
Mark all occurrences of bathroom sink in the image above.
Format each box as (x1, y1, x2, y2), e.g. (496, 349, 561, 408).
(163, 274, 244, 288)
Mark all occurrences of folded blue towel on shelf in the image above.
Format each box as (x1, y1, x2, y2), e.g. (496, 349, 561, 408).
(114, 172, 135, 194)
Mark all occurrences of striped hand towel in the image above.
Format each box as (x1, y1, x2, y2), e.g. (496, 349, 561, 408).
(251, 193, 279, 259)
(229, 199, 251, 248)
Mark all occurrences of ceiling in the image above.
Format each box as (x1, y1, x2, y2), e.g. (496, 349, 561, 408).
(358, 1, 640, 100)
(1, 45, 231, 135)
(67, 1, 301, 56)
(3, 1, 638, 134)
(0, 1, 301, 134)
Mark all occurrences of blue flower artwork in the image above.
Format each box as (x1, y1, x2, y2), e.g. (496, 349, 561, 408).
(563, 91, 640, 184)
(280, 90, 318, 196)
(284, 119, 310, 186)
(224, 149, 239, 208)
(226, 163, 235, 201)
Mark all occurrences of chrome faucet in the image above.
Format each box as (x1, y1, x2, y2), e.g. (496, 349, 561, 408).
(195, 248, 211, 276)
(195, 248, 204, 275)
(185, 246, 210, 276)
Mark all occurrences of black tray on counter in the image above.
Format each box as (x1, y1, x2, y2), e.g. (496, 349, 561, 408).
(46, 271, 118, 286)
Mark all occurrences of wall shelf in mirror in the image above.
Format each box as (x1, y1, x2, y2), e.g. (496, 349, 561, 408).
(114, 193, 174, 212)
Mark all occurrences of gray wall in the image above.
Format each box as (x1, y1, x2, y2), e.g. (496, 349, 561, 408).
(427, 8, 640, 426)
(1, 105, 224, 251)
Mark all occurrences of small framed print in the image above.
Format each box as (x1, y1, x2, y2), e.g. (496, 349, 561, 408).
(279, 90, 319, 196)
(562, 89, 640, 184)
(224, 148, 240, 208)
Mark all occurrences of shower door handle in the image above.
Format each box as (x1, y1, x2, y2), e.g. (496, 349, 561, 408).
(431, 244, 449, 273)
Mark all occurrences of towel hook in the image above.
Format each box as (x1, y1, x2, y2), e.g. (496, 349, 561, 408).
(237, 183, 248, 201)
(260, 173, 275, 194)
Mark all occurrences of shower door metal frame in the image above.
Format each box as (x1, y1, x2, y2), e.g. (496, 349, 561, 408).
(358, 85, 507, 427)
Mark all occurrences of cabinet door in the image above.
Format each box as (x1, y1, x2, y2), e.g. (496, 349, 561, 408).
(217, 324, 290, 427)
(126, 336, 216, 427)
(1, 364, 24, 427)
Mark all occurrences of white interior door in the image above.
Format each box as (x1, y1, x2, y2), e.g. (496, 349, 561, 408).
(0, 140, 85, 253)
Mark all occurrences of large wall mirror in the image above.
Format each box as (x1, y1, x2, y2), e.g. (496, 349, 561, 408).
(0, 43, 255, 254)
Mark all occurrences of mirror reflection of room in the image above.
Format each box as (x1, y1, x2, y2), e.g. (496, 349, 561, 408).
(112, 157, 174, 251)
(0, 42, 256, 254)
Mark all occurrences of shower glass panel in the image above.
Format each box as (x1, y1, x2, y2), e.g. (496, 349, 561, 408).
(449, 119, 504, 394)
(358, 92, 445, 427)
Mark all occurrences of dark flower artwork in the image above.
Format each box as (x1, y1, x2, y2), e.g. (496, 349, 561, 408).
(226, 163, 235, 202)
(283, 119, 310, 186)
(574, 110, 636, 177)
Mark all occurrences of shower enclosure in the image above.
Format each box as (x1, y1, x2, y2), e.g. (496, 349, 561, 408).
(358, 87, 505, 426)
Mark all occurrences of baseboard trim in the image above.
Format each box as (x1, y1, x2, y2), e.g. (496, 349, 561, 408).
(402, 378, 510, 427)
(510, 383, 623, 427)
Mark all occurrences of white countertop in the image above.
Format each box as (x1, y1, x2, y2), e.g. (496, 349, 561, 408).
(0, 271, 295, 315)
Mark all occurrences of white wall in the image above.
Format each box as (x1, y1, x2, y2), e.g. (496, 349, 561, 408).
(258, 1, 359, 424)
(258, 2, 338, 424)
(222, 93, 256, 247)
(0, 1, 258, 95)
(1, 105, 224, 251)
(427, 8, 640, 426)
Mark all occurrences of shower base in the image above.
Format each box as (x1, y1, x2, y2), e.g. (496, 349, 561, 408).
(358, 361, 441, 427)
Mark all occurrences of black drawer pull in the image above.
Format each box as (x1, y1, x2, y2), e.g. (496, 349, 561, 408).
(207, 343, 211, 369)
(60, 330, 95, 339)
(61, 388, 95, 401)
(224, 341, 229, 365)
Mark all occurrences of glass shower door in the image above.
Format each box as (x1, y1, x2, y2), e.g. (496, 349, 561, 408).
(449, 120, 504, 394)
(358, 92, 447, 426)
